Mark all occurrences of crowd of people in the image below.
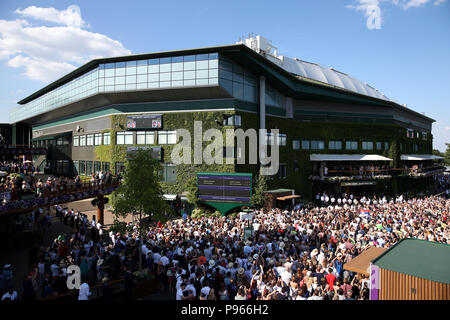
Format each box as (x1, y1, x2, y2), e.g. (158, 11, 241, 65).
(1, 177, 448, 300)
(0, 161, 34, 176)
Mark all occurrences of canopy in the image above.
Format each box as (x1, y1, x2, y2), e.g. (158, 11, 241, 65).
(31, 131, 72, 142)
(310, 154, 392, 162)
(343, 247, 386, 276)
(400, 154, 444, 161)
(276, 195, 301, 201)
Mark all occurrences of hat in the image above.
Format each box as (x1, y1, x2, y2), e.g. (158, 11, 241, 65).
(102, 277, 109, 284)
(279, 242, 285, 248)
(269, 259, 275, 265)
(253, 253, 259, 260)
(97, 259, 104, 266)
(227, 262, 234, 269)
(4, 264, 11, 269)
(238, 267, 245, 275)
(247, 257, 253, 263)
(209, 260, 215, 267)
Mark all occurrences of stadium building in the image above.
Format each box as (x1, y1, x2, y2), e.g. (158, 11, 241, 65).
(8, 35, 444, 206)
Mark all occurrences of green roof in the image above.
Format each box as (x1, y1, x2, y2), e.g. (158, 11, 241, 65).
(372, 238, 450, 284)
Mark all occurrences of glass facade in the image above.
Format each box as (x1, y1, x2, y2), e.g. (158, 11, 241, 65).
(219, 55, 258, 104)
(10, 53, 219, 123)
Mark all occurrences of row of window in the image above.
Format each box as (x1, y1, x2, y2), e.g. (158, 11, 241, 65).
(292, 140, 390, 151)
(407, 129, 428, 140)
(74, 133, 110, 147)
(73, 160, 176, 182)
(73, 131, 177, 147)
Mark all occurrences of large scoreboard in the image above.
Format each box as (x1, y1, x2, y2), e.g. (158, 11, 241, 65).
(197, 173, 252, 203)
(126, 114, 162, 130)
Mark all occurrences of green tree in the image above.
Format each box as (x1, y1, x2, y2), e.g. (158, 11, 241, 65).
(445, 143, 450, 166)
(251, 174, 267, 209)
(110, 149, 168, 271)
(186, 176, 199, 208)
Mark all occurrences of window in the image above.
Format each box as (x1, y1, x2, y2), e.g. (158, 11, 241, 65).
(79, 135, 86, 146)
(328, 141, 342, 150)
(293, 160, 299, 172)
(407, 129, 414, 138)
(311, 140, 325, 150)
(292, 140, 300, 150)
(278, 163, 287, 179)
(86, 161, 93, 176)
(103, 132, 110, 145)
(414, 144, 418, 152)
(116, 132, 133, 145)
(301, 140, 310, 150)
(422, 132, 427, 140)
(376, 142, 382, 150)
(384, 142, 389, 150)
(73, 160, 79, 175)
(102, 162, 110, 172)
(56, 137, 69, 146)
(345, 141, 358, 150)
(161, 164, 177, 182)
(264, 133, 275, 146)
(362, 141, 373, 150)
(223, 114, 241, 126)
(79, 160, 86, 175)
(278, 134, 287, 146)
(136, 131, 155, 145)
(86, 134, 94, 146)
(94, 133, 102, 145)
(158, 131, 176, 144)
(73, 136, 79, 147)
(94, 161, 101, 173)
(115, 162, 125, 174)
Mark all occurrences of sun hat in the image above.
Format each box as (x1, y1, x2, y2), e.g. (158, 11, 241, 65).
(247, 257, 253, 263)
(209, 260, 215, 267)
(238, 267, 245, 275)
(253, 253, 259, 260)
(97, 259, 104, 266)
(227, 262, 234, 269)
(279, 242, 285, 248)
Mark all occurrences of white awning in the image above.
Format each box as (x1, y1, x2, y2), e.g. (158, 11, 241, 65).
(310, 154, 392, 162)
(400, 154, 444, 161)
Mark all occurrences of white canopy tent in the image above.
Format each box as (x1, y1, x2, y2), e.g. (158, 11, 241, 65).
(400, 154, 444, 161)
(310, 154, 392, 162)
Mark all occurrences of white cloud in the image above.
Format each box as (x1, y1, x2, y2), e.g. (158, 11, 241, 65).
(346, 0, 382, 30)
(347, 0, 440, 29)
(445, 126, 450, 131)
(434, 0, 447, 5)
(15, 5, 87, 28)
(0, 5, 131, 83)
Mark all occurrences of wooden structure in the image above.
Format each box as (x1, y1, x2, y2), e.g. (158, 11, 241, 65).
(370, 238, 450, 300)
(343, 247, 386, 276)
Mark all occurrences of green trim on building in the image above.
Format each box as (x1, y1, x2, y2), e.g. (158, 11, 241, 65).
(372, 238, 450, 284)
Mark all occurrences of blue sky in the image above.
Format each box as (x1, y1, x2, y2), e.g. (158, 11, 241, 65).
(0, 0, 449, 151)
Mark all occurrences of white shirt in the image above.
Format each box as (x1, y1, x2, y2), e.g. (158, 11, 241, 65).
(201, 286, 211, 296)
(2, 291, 18, 300)
(160, 256, 170, 266)
(78, 283, 91, 300)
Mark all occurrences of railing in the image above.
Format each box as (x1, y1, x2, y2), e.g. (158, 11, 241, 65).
(310, 165, 446, 182)
(0, 180, 121, 216)
(316, 165, 445, 177)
